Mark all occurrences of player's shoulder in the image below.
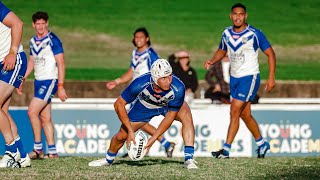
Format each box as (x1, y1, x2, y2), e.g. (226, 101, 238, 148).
(29, 35, 36, 42)
(132, 72, 152, 87)
(148, 47, 159, 56)
(171, 75, 185, 92)
(247, 25, 264, 35)
(222, 26, 233, 33)
(48, 32, 62, 42)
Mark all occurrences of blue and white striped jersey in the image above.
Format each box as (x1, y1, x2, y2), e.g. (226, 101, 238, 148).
(219, 25, 271, 78)
(121, 73, 185, 122)
(30, 32, 64, 80)
(130, 47, 159, 80)
(0, 2, 23, 62)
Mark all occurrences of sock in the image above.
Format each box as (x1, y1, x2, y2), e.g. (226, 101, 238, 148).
(48, 144, 57, 155)
(106, 150, 117, 164)
(184, 146, 194, 161)
(160, 138, 170, 150)
(5, 140, 17, 153)
(255, 136, 265, 148)
(223, 143, 231, 152)
(34, 141, 43, 152)
(15, 136, 26, 158)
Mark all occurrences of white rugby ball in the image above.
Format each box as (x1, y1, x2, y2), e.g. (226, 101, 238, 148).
(127, 131, 148, 161)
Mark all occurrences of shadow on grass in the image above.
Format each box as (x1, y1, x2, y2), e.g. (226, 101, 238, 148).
(113, 158, 183, 167)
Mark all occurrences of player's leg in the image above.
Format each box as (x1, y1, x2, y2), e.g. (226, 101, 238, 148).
(175, 102, 198, 169)
(0, 81, 20, 167)
(2, 96, 31, 167)
(89, 121, 146, 166)
(40, 103, 58, 158)
(241, 101, 270, 158)
(212, 75, 254, 159)
(27, 98, 47, 159)
(0, 52, 29, 167)
(140, 123, 175, 157)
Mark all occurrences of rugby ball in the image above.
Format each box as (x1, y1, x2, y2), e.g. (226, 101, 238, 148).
(127, 131, 148, 161)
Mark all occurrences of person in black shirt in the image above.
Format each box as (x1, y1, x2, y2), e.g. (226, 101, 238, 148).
(168, 51, 198, 104)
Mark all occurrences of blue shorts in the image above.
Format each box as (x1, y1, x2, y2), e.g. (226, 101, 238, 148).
(230, 74, 260, 102)
(127, 101, 168, 122)
(0, 52, 27, 88)
(34, 79, 58, 103)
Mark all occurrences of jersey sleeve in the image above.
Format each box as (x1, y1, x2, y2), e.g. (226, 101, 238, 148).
(29, 40, 33, 56)
(0, 2, 10, 22)
(219, 34, 228, 51)
(130, 50, 135, 68)
(121, 75, 149, 103)
(168, 78, 185, 111)
(50, 34, 64, 55)
(255, 30, 271, 51)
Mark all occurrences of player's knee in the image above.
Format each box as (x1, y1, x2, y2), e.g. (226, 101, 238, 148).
(28, 108, 37, 117)
(40, 113, 51, 123)
(240, 113, 252, 121)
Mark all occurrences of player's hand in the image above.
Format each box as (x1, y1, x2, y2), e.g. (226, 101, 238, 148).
(144, 137, 156, 154)
(106, 81, 117, 90)
(126, 131, 136, 148)
(16, 80, 24, 95)
(204, 60, 214, 70)
(58, 87, 68, 102)
(265, 78, 275, 92)
(2, 53, 16, 71)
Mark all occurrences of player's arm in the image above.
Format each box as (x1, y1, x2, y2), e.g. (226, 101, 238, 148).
(2, 11, 23, 71)
(145, 110, 178, 150)
(114, 96, 135, 145)
(204, 49, 227, 70)
(263, 47, 276, 92)
(24, 56, 35, 80)
(106, 68, 133, 90)
(55, 53, 68, 101)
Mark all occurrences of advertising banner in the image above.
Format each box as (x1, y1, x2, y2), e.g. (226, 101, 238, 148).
(0, 104, 319, 157)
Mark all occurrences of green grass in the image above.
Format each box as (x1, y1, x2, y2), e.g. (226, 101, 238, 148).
(3, 0, 320, 80)
(1, 157, 319, 179)
(64, 62, 320, 81)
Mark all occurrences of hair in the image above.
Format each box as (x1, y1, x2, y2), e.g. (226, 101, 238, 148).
(231, 3, 246, 12)
(132, 27, 151, 46)
(32, 11, 49, 23)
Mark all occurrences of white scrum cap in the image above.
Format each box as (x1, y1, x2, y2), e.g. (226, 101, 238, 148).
(150, 59, 172, 86)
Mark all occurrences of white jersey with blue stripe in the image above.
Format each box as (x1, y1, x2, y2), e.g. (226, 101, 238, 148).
(130, 47, 159, 80)
(30, 32, 64, 80)
(219, 25, 271, 78)
(121, 73, 185, 121)
(0, 2, 23, 62)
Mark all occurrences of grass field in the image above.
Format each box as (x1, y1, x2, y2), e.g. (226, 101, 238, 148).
(2, 0, 320, 80)
(1, 157, 319, 179)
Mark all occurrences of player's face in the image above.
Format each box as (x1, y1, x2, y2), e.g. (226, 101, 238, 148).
(156, 74, 172, 91)
(134, 32, 149, 49)
(33, 19, 48, 37)
(230, 7, 247, 29)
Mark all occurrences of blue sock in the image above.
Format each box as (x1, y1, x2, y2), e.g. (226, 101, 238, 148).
(160, 138, 170, 150)
(5, 140, 17, 153)
(15, 136, 26, 158)
(34, 141, 43, 152)
(106, 150, 117, 164)
(223, 143, 231, 152)
(255, 136, 265, 148)
(184, 146, 194, 161)
(48, 144, 57, 155)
